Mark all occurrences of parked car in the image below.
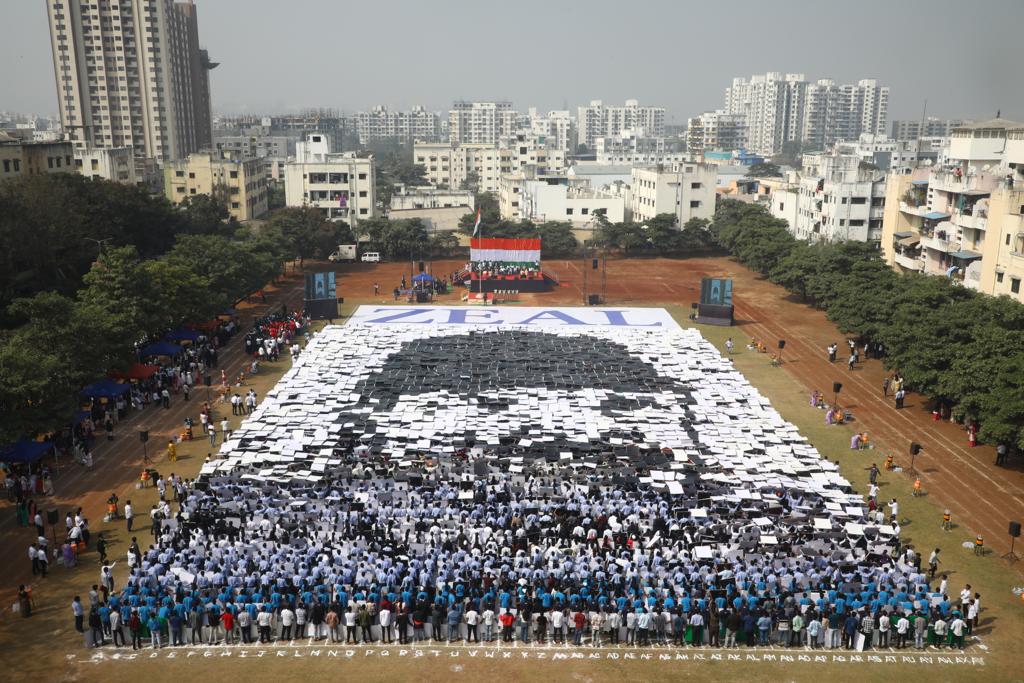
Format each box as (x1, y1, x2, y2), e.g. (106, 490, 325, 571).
(360, 252, 381, 263)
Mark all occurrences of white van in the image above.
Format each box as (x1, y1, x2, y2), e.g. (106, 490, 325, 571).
(361, 252, 381, 263)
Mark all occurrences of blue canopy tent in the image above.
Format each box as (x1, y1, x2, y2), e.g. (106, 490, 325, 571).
(72, 409, 92, 424)
(140, 341, 181, 359)
(81, 379, 130, 400)
(412, 273, 434, 283)
(0, 439, 54, 465)
(164, 328, 201, 343)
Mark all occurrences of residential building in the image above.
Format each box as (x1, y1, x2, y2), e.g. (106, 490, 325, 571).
(834, 133, 944, 172)
(801, 79, 889, 150)
(413, 137, 565, 193)
(164, 151, 268, 221)
(881, 118, 1024, 301)
(723, 73, 808, 156)
(448, 101, 518, 145)
(723, 72, 889, 156)
(284, 133, 375, 224)
(630, 162, 717, 226)
(577, 100, 665, 150)
(46, 0, 216, 161)
(891, 117, 973, 141)
(74, 146, 137, 184)
(528, 109, 575, 154)
(686, 110, 747, 155)
(499, 169, 625, 225)
(595, 129, 686, 165)
(773, 151, 887, 244)
(355, 105, 440, 145)
(212, 135, 292, 161)
(389, 186, 474, 211)
(0, 132, 75, 178)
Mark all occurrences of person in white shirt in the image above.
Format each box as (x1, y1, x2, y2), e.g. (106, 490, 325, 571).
(465, 608, 479, 642)
(344, 607, 358, 643)
(549, 609, 563, 644)
(949, 616, 966, 649)
(257, 609, 273, 643)
(379, 606, 393, 643)
(482, 608, 496, 642)
(124, 501, 134, 532)
(895, 615, 910, 649)
(280, 607, 295, 640)
(625, 609, 637, 645)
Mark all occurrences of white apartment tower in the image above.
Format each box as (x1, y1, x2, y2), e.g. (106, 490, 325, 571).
(724, 73, 890, 156)
(686, 110, 747, 155)
(46, 0, 216, 161)
(577, 100, 666, 150)
(448, 101, 518, 145)
(355, 105, 440, 145)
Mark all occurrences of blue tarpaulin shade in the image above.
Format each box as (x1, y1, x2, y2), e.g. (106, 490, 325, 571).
(923, 211, 951, 220)
(140, 341, 181, 358)
(412, 273, 434, 282)
(164, 328, 201, 342)
(0, 439, 54, 464)
(81, 379, 130, 399)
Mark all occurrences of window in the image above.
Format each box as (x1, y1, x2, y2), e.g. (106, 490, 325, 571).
(189, 188, 196, 194)
(778, 203, 784, 211)
(231, 202, 239, 209)
(175, 186, 184, 193)
(690, 201, 701, 208)
(359, 190, 367, 197)
(1013, 278, 1021, 294)
(48, 157, 54, 169)
(851, 197, 867, 204)
(690, 182, 702, 189)
(566, 208, 574, 215)
(2, 160, 9, 173)
(997, 272, 1004, 283)
(359, 208, 367, 215)
(358, 173, 367, 180)
(229, 170, 238, 179)
(1007, 234, 1012, 246)
(581, 208, 589, 215)
(188, 172, 194, 178)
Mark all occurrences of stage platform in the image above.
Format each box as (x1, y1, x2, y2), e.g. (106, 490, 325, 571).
(465, 275, 553, 293)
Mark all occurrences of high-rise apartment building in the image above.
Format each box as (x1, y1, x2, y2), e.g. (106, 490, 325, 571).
(724, 73, 889, 156)
(577, 100, 665, 150)
(686, 110, 747, 155)
(890, 117, 973, 141)
(355, 105, 440, 145)
(46, 0, 216, 161)
(448, 101, 518, 145)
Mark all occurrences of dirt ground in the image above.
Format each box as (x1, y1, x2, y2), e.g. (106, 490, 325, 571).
(1, 255, 1022, 683)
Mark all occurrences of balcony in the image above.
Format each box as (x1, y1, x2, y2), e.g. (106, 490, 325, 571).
(899, 201, 930, 218)
(920, 233, 957, 253)
(894, 253, 923, 271)
(929, 170, 998, 195)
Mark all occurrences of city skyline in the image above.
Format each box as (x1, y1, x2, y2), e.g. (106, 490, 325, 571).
(2, 0, 1020, 123)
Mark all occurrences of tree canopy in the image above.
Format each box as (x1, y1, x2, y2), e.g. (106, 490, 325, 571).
(712, 199, 1024, 448)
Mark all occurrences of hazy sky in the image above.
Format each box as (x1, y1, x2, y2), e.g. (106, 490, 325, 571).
(3, 0, 1021, 124)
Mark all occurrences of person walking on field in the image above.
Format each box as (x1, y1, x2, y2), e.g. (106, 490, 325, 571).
(883, 377, 891, 397)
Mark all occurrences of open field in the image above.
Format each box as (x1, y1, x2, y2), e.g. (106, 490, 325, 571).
(1, 256, 1021, 683)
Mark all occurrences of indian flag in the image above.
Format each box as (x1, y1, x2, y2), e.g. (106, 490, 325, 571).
(472, 208, 481, 236)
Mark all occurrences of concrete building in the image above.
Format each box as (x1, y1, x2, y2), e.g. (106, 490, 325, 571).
(414, 137, 565, 193)
(46, 0, 216, 161)
(164, 151, 268, 221)
(772, 152, 887, 244)
(355, 105, 440, 145)
(686, 110, 747, 155)
(891, 117, 973, 141)
(284, 133, 375, 224)
(0, 132, 75, 178)
(833, 134, 944, 172)
(630, 162, 717, 226)
(448, 101, 518, 145)
(498, 170, 625, 226)
(577, 100, 665, 150)
(595, 129, 686, 165)
(212, 135, 292, 161)
(528, 109, 575, 154)
(801, 79, 889, 151)
(389, 186, 474, 211)
(723, 73, 889, 156)
(880, 118, 1024, 301)
(74, 146, 137, 184)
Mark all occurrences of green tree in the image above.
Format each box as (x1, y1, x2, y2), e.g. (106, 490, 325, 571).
(746, 163, 782, 177)
(535, 221, 578, 258)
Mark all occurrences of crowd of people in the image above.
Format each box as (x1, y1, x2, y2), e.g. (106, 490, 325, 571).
(70, 449, 979, 652)
(466, 261, 542, 280)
